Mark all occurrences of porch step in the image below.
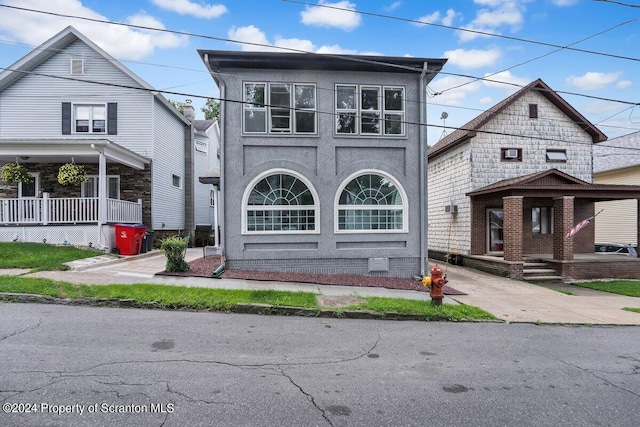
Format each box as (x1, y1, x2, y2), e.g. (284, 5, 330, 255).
(523, 261, 563, 283)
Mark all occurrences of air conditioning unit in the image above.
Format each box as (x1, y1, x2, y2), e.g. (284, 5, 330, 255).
(445, 204, 458, 214)
(504, 149, 519, 159)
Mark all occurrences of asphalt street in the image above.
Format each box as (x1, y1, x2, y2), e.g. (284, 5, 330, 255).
(1, 303, 639, 427)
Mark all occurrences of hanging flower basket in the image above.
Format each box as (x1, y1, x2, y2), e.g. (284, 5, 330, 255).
(1, 162, 33, 184)
(58, 163, 89, 186)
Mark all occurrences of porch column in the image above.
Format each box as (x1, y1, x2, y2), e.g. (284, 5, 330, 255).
(98, 150, 107, 225)
(503, 196, 524, 262)
(554, 196, 574, 261)
(637, 199, 640, 258)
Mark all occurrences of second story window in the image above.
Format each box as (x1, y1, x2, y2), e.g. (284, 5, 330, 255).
(243, 82, 317, 135)
(336, 85, 405, 136)
(501, 148, 522, 162)
(74, 104, 106, 133)
(546, 149, 567, 163)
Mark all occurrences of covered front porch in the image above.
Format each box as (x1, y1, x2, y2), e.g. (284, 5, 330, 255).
(464, 169, 640, 281)
(0, 139, 150, 249)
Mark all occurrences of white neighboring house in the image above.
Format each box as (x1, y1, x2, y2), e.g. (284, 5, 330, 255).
(593, 131, 640, 247)
(0, 26, 217, 250)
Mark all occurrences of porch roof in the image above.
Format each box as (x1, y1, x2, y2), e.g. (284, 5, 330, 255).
(0, 139, 150, 170)
(466, 169, 640, 201)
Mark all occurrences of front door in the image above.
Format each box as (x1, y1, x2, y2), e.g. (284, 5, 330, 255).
(487, 209, 504, 253)
(18, 173, 40, 222)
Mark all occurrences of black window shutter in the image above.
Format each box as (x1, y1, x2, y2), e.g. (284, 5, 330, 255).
(62, 102, 71, 134)
(107, 103, 117, 135)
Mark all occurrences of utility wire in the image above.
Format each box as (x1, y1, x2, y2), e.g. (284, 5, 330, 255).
(283, 0, 640, 63)
(3, 65, 639, 154)
(2, 3, 638, 108)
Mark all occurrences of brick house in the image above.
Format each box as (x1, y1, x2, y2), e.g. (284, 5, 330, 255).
(198, 50, 446, 277)
(0, 26, 217, 250)
(428, 79, 640, 280)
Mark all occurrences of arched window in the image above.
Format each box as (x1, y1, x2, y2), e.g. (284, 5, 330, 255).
(243, 170, 319, 234)
(336, 171, 407, 232)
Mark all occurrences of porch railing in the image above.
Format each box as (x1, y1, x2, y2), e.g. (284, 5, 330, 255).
(1, 195, 142, 225)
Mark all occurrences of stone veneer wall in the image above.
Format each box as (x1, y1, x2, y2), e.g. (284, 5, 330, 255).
(427, 142, 472, 254)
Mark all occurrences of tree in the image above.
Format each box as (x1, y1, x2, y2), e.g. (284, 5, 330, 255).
(201, 98, 220, 120)
(169, 99, 185, 115)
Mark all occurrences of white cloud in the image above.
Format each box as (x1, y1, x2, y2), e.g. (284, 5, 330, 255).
(228, 25, 276, 52)
(415, 9, 458, 27)
(385, 1, 402, 12)
(482, 70, 530, 92)
(300, 1, 361, 31)
(429, 75, 483, 106)
(479, 96, 493, 104)
(457, 0, 526, 42)
(443, 48, 501, 69)
(228, 25, 365, 55)
(442, 9, 457, 26)
(417, 12, 440, 25)
(616, 80, 632, 89)
(551, 0, 579, 6)
(151, 0, 227, 19)
(566, 72, 623, 90)
(316, 45, 358, 54)
(0, 0, 186, 61)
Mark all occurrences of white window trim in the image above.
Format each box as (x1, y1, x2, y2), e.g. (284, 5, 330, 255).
(18, 172, 40, 198)
(81, 175, 120, 199)
(242, 82, 317, 136)
(334, 169, 408, 234)
(335, 84, 406, 137)
(72, 102, 107, 134)
(241, 168, 320, 235)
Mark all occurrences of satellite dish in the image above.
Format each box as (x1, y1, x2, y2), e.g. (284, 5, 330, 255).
(440, 112, 448, 120)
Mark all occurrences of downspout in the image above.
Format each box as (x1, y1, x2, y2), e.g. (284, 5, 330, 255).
(204, 53, 225, 257)
(419, 62, 429, 277)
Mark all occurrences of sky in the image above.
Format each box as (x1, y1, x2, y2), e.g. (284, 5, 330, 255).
(1, 0, 639, 145)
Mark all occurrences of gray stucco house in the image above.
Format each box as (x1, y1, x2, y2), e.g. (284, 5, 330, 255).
(0, 26, 218, 249)
(198, 51, 446, 277)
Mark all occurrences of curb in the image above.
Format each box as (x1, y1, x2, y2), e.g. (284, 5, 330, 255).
(0, 293, 457, 322)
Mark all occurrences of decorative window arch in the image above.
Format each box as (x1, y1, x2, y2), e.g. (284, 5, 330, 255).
(242, 169, 319, 234)
(335, 170, 408, 233)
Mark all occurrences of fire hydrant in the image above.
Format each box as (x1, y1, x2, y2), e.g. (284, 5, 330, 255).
(429, 265, 447, 306)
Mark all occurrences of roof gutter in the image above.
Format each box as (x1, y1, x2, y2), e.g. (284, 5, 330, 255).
(204, 53, 225, 256)
(419, 62, 428, 277)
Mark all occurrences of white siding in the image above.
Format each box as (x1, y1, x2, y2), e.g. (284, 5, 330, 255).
(151, 100, 186, 230)
(0, 40, 154, 155)
(428, 142, 472, 253)
(594, 167, 639, 246)
(194, 132, 214, 226)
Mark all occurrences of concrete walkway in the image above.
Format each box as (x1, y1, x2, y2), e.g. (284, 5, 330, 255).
(10, 248, 640, 325)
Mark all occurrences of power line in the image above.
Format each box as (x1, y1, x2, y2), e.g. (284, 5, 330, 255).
(2, 3, 639, 109)
(283, 0, 640, 63)
(594, 0, 640, 8)
(3, 65, 639, 154)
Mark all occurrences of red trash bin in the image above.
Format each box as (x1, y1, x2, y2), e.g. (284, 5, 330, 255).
(114, 224, 147, 255)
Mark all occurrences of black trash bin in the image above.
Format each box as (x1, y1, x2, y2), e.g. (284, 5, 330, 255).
(140, 230, 155, 253)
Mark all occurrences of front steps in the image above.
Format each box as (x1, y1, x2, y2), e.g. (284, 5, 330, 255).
(523, 261, 564, 283)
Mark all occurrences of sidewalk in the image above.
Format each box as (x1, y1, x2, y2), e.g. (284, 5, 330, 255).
(19, 249, 640, 325)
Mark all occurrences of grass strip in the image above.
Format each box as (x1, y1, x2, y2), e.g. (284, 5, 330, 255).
(623, 307, 640, 314)
(0, 242, 101, 272)
(344, 297, 495, 321)
(573, 280, 640, 298)
(0, 276, 495, 321)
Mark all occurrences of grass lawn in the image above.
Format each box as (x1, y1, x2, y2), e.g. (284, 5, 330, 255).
(0, 242, 102, 272)
(0, 276, 496, 322)
(574, 280, 640, 298)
